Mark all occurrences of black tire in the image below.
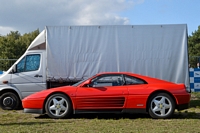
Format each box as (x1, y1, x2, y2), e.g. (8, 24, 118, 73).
(148, 93, 175, 119)
(0, 92, 20, 110)
(45, 93, 72, 119)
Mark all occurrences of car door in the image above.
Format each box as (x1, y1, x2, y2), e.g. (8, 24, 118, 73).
(10, 52, 46, 99)
(75, 74, 128, 110)
(123, 74, 149, 109)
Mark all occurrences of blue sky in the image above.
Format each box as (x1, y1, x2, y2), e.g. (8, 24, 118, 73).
(0, 0, 199, 35)
(123, 0, 199, 35)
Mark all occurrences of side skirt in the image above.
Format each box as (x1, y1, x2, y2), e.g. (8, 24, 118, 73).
(74, 109, 147, 114)
(122, 109, 147, 114)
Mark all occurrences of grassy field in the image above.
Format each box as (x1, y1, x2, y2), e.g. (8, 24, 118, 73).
(1, 93, 200, 133)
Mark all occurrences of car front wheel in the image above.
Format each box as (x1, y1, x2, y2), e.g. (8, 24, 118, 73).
(148, 93, 175, 119)
(45, 93, 72, 119)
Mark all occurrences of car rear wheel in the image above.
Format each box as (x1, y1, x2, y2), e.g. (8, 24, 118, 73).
(45, 93, 72, 119)
(148, 93, 175, 119)
(0, 92, 20, 110)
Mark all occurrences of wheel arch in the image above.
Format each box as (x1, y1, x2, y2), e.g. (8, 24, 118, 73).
(0, 87, 22, 100)
(42, 92, 74, 114)
(146, 90, 177, 112)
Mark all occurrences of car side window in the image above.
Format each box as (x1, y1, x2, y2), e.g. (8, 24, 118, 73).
(124, 75, 146, 85)
(91, 74, 124, 87)
(16, 54, 40, 73)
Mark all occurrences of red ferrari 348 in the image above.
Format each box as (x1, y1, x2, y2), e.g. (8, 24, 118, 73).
(22, 72, 191, 119)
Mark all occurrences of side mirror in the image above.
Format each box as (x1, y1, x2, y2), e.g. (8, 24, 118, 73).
(82, 80, 92, 87)
(12, 65, 17, 73)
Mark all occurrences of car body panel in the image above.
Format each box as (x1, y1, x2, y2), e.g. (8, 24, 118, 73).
(75, 86, 128, 109)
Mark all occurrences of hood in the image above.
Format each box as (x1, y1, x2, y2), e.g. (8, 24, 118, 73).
(23, 86, 77, 99)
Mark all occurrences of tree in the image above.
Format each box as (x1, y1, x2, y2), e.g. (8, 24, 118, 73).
(188, 26, 200, 67)
(0, 29, 40, 70)
(188, 26, 200, 56)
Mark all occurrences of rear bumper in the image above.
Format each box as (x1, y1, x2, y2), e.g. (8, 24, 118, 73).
(174, 92, 191, 110)
(24, 108, 43, 114)
(177, 103, 190, 111)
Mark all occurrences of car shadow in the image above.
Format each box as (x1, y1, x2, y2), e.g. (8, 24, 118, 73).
(34, 111, 200, 120)
(189, 99, 200, 108)
(0, 121, 55, 126)
(35, 113, 151, 119)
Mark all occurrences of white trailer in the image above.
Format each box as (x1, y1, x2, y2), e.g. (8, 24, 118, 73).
(0, 24, 189, 110)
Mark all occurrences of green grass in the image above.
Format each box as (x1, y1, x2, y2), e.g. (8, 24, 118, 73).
(1, 93, 200, 133)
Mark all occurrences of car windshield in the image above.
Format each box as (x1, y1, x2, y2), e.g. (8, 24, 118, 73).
(72, 78, 89, 87)
(72, 74, 97, 87)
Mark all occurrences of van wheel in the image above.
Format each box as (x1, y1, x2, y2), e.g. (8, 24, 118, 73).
(0, 92, 20, 110)
(148, 93, 175, 119)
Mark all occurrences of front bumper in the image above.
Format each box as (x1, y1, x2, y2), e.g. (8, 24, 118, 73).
(24, 108, 43, 114)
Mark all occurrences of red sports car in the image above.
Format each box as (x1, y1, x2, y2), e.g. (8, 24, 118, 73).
(22, 72, 191, 119)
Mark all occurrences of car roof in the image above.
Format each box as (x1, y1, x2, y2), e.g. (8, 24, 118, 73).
(96, 72, 173, 84)
(97, 72, 143, 76)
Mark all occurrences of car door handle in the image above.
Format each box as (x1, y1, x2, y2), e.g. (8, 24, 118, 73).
(34, 74, 43, 77)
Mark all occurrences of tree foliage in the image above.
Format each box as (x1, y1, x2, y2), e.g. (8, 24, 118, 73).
(0, 29, 39, 70)
(0, 29, 39, 59)
(188, 26, 200, 67)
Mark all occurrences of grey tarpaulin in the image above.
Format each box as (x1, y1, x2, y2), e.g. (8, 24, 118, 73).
(45, 25, 189, 87)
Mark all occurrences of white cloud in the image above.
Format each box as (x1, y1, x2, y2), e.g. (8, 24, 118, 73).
(0, 0, 143, 35)
(0, 26, 16, 36)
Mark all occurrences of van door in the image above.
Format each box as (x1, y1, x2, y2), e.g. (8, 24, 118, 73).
(10, 52, 46, 99)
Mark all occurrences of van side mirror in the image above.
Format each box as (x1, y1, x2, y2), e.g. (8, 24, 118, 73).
(12, 65, 17, 73)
